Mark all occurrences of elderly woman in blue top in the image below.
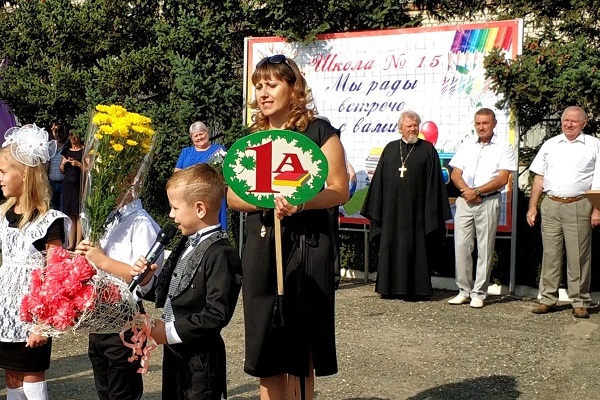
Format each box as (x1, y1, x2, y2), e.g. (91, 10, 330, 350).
(175, 121, 227, 229)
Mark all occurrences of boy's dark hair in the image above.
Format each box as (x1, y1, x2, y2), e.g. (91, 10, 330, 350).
(166, 164, 226, 210)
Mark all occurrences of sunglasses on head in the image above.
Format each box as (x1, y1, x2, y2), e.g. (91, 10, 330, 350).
(256, 55, 295, 75)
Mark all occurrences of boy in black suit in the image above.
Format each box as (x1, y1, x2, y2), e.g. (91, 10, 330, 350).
(133, 163, 242, 400)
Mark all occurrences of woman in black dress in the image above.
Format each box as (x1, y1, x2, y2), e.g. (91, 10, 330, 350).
(228, 55, 349, 400)
(60, 132, 83, 250)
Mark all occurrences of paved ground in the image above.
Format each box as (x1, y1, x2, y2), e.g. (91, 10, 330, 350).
(2, 282, 600, 399)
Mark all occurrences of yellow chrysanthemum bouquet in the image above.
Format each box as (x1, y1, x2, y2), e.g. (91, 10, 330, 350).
(81, 104, 156, 244)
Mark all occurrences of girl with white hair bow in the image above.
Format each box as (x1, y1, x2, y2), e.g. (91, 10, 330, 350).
(0, 124, 70, 400)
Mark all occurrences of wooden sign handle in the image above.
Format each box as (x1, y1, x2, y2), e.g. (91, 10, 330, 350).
(274, 216, 284, 295)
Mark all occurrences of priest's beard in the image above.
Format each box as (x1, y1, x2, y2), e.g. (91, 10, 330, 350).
(404, 134, 418, 144)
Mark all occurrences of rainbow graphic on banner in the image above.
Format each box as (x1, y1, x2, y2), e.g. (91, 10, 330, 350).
(441, 26, 513, 100)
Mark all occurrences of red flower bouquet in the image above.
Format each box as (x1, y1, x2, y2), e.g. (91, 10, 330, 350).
(20, 247, 138, 336)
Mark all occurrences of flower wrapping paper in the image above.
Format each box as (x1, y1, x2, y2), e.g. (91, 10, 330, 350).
(20, 247, 139, 336)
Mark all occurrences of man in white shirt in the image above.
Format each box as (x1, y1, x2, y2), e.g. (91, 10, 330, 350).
(527, 106, 600, 319)
(448, 108, 517, 308)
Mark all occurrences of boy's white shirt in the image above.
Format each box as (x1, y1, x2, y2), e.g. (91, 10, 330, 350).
(100, 199, 163, 298)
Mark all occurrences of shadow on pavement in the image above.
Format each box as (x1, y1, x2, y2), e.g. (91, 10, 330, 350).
(337, 281, 372, 291)
(483, 295, 522, 306)
(229, 383, 259, 399)
(405, 375, 520, 400)
(343, 398, 390, 400)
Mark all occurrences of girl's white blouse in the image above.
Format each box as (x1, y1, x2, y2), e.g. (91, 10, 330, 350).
(0, 209, 69, 342)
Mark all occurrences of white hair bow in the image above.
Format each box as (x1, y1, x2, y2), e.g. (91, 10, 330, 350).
(3, 124, 57, 167)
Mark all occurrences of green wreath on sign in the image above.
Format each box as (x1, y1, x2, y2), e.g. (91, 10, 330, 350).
(223, 129, 329, 209)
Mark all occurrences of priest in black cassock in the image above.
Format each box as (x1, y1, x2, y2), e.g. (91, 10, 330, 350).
(361, 110, 451, 298)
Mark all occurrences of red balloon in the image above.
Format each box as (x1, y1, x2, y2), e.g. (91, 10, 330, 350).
(420, 121, 439, 145)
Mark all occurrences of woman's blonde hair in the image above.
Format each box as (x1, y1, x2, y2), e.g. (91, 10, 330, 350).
(0, 146, 52, 228)
(166, 164, 225, 211)
(249, 56, 317, 132)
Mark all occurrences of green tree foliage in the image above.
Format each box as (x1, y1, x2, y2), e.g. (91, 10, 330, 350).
(249, 0, 420, 42)
(0, 0, 158, 126)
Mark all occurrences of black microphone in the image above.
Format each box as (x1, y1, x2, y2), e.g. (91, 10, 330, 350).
(129, 225, 178, 292)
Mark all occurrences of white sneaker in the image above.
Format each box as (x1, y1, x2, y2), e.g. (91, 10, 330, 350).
(470, 298, 484, 308)
(448, 295, 470, 305)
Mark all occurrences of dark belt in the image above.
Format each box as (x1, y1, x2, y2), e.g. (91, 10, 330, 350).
(49, 180, 63, 184)
(548, 195, 584, 204)
(480, 191, 501, 199)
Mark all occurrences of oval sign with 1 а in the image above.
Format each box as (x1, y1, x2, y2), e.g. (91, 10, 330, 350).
(223, 129, 329, 209)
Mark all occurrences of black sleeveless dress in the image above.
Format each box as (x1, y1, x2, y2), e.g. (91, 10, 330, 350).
(241, 118, 339, 378)
(61, 147, 83, 217)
